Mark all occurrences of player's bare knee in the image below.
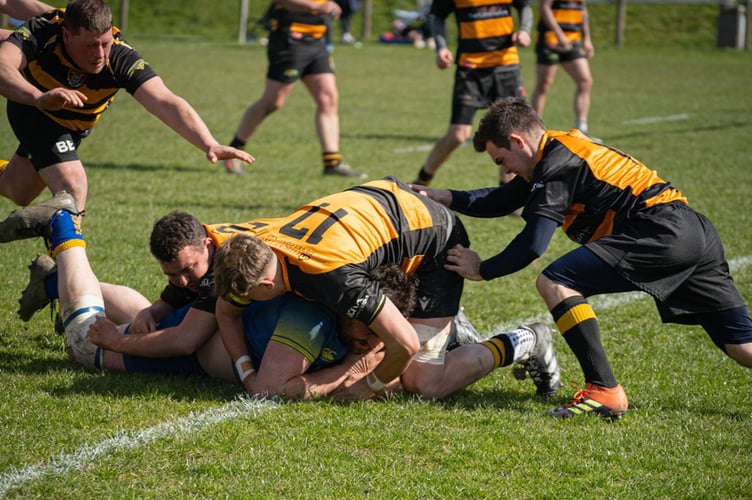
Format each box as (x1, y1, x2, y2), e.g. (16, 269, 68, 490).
(726, 343, 752, 368)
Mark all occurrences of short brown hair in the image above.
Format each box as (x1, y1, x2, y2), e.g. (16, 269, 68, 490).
(149, 211, 206, 263)
(63, 0, 112, 34)
(473, 97, 545, 152)
(213, 233, 273, 300)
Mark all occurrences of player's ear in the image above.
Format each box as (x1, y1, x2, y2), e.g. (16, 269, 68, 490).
(509, 132, 527, 149)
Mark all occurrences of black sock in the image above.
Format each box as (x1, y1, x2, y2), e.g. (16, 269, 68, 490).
(551, 296, 618, 388)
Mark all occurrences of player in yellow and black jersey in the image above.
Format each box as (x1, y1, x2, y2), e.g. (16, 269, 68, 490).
(411, 0, 533, 187)
(211, 177, 562, 401)
(0, 0, 253, 215)
(531, 0, 598, 140)
(415, 97, 752, 419)
(222, 0, 366, 178)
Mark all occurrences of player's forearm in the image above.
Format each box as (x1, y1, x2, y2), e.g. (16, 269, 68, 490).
(0, 62, 43, 105)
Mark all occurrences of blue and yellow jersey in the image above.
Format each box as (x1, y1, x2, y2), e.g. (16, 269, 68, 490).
(432, 0, 529, 69)
(205, 178, 455, 323)
(7, 8, 157, 132)
(527, 130, 687, 244)
(269, 0, 329, 39)
(538, 0, 586, 46)
(242, 294, 346, 371)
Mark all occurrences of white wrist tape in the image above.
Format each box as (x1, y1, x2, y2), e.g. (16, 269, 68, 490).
(235, 355, 255, 382)
(366, 371, 386, 392)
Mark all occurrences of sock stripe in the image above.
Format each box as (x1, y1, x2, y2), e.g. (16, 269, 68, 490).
(480, 338, 506, 369)
(556, 303, 596, 335)
(50, 239, 86, 258)
(62, 305, 104, 329)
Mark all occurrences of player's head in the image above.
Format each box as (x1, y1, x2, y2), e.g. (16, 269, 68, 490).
(150, 211, 212, 292)
(213, 233, 275, 303)
(473, 97, 545, 151)
(62, 0, 114, 74)
(63, 0, 113, 34)
(339, 263, 418, 354)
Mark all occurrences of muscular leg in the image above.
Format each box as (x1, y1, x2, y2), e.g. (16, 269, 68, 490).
(302, 72, 340, 153)
(560, 58, 593, 131)
(530, 64, 558, 118)
(0, 155, 88, 211)
(232, 79, 296, 143)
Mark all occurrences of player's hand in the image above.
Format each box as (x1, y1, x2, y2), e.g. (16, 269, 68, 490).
(512, 30, 531, 48)
(321, 0, 341, 18)
(36, 88, 87, 111)
(435, 47, 453, 69)
(408, 184, 452, 207)
(87, 316, 123, 350)
(332, 375, 378, 401)
(206, 145, 255, 165)
(445, 243, 483, 281)
(129, 308, 157, 334)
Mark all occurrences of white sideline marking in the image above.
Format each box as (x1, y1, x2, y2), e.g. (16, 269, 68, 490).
(0, 397, 277, 497)
(622, 113, 690, 125)
(1, 255, 750, 494)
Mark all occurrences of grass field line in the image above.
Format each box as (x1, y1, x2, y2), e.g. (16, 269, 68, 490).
(0, 397, 278, 497)
(1, 254, 749, 495)
(621, 113, 691, 125)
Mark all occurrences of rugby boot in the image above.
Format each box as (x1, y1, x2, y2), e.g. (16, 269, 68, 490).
(513, 322, 562, 397)
(0, 191, 78, 242)
(323, 163, 367, 179)
(224, 158, 246, 175)
(549, 382, 629, 419)
(17, 254, 56, 321)
(448, 307, 484, 350)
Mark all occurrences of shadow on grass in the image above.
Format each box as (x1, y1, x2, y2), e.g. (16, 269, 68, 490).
(50, 372, 240, 402)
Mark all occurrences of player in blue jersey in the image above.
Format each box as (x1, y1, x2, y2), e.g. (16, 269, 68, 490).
(414, 97, 752, 419)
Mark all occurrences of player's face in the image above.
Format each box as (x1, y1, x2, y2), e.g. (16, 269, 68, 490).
(485, 139, 535, 181)
(159, 242, 211, 292)
(62, 26, 113, 74)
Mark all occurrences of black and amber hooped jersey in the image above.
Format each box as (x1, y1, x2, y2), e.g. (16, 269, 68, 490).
(205, 178, 456, 323)
(528, 130, 687, 244)
(8, 9, 157, 132)
(432, 0, 529, 69)
(537, 0, 586, 46)
(269, 0, 329, 39)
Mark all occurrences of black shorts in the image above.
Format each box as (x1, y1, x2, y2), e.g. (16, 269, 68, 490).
(450, 66, 525, 125)
(266, 30, 333, 84)
(411, 215, 469, 318)
(544, 202, 747, 324)
(7, 100, 89, 170)
(535, 41, 586, 66)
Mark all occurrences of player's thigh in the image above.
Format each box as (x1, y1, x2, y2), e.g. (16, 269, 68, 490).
(0, 155, 45, 204)
(561, 57, 592, 85)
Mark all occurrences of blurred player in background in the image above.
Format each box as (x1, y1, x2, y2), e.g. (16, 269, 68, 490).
(411, 0, 532, 187)
(0, 0, 53, 40)
(530, 0, 599, 141)
(223, 0, 365, 178)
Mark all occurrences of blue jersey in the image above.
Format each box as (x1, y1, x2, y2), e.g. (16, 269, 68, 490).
(122, 293, 347, 375)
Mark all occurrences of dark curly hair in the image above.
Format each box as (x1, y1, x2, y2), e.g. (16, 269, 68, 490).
(149, 211, 207, 263)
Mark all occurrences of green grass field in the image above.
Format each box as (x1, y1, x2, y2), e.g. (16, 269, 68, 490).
(1, 33, 751, 498)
